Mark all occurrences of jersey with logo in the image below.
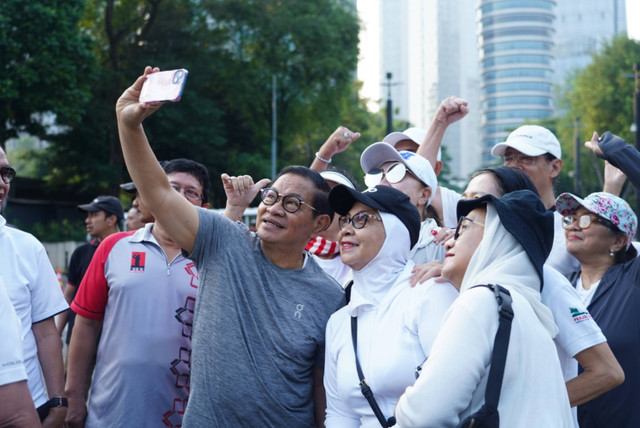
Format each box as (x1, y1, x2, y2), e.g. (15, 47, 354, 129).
(71, 224, 198, 428)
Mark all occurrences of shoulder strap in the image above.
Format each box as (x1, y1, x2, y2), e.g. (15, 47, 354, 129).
(344, 280, 354, 304)
(351, 317, 396, 427)
(471, 284, 513, 409)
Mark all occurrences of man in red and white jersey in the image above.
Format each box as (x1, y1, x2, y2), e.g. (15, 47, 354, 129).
(64, 159, 210, 428)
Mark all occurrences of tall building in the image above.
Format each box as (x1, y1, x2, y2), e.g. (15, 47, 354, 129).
(554, 0, 627, 85)
(477, 0, 556, 162)
(357, 0, 628, 179)
(359, 0, 482, 183)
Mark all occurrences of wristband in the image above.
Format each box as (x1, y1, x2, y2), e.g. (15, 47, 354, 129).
(315, 152, 331, 164)
(48, 396, 68, 408)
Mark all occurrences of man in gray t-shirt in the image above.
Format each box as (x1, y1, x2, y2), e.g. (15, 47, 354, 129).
(115, 69, 345, 427)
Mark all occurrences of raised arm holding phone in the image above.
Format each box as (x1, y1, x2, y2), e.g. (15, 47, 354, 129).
(116, 67, 344, 427)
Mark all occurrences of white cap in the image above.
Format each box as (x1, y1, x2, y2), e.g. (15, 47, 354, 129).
(320, 171, 355, 189)
(491, 125, 562, 160)
(383, 127, 442, 161)
(360, 142, 438, 204)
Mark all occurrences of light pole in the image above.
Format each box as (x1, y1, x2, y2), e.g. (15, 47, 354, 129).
(574, 117, 581, 195)
(271, 75, 277, 179)
(384, 72, 393, 135)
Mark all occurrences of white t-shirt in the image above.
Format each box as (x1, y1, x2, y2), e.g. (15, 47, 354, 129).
(547, 211, 581, 277)
(0, 276, 27, 387)
(542, 266, 606, 427)
(0, 216, 68, 406)
(324, 278, 458, 427)
(439, 187, 462, 228)
(575, 276, 601, 307)
(409, 218, 446, 265)
(395, 286, 573, 428)
(312, 254, 351, 286)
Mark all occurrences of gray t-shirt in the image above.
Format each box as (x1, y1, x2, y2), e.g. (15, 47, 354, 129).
(183, 209, 345, 427)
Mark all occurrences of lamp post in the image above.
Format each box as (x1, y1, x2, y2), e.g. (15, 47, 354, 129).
(574, 117, 581, 195)
(385, 72, 393, 135)
(271, 75, 277, 179)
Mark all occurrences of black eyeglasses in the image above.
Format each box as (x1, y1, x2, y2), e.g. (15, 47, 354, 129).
(260, 188, 318, 213)
(170, 183, 203, 203)
(562, 214, 617, 231)
(454, 216, 485, 240)
(338, 212, 382, 230)
(1, 166, 16, 184)
(503, 153, 540, 166)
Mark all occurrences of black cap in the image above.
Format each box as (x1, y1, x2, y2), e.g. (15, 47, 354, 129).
(456, 190, 553, 286)
(120, 182, 136, 193)
(78, 196, 124, 222)
(329, 185, 421, 248)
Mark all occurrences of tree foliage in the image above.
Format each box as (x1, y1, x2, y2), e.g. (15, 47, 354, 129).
(0, 0, 96, 145)
(36, 0, 373, 207)
(558, 35, 640, 199)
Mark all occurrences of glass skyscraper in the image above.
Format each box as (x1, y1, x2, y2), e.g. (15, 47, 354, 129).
(478, 0, 556, 161)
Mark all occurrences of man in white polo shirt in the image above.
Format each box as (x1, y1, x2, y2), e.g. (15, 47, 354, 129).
(491, 125, 580, 276)
(0, 276, 41, 427)
(0, 147, 68, 426)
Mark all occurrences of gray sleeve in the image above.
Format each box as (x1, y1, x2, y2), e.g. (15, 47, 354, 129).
(186, 208, 241, 265)
(598, 132, 640, 190)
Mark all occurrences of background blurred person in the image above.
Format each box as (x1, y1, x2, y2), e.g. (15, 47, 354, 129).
(57, 196, 124, 352)
(491, 125, 579, 277)
(125, 206, 145, 230)
(360, 143, 445, 264)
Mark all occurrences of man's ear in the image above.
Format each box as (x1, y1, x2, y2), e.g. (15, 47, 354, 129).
(311, 214, 332, 235)
(417, 186, 432, 208)
(549, 159, 563, 179)
(434, 161, 444, 176)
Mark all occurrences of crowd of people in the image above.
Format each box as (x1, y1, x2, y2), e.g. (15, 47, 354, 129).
(0, 66, 638, 428)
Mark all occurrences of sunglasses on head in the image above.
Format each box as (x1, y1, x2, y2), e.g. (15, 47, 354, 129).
(364, 162, 416, 188)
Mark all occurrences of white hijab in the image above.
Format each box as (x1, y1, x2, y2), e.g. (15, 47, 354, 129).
(461, 203, 559, 338)
(347, 211, 413, 315)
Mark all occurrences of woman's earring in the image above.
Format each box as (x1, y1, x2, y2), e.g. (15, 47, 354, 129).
(609, 249, 615, 257)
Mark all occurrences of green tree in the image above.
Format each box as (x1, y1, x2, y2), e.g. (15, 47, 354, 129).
(560, 35, 640, 200)
(0, 0, 97, 146)
(41, 0, 370, 208)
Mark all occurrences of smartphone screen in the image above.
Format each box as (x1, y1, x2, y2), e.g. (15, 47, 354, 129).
(139, 69, 189, 103)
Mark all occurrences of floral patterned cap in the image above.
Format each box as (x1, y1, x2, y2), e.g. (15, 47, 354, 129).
(556, 192, 637, 247)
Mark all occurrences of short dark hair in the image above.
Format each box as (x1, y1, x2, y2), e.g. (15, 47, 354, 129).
(162, 158, 211, 204)
(272, 166, 334, 221)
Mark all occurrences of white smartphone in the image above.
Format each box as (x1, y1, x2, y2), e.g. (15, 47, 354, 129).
(139, 69, 189, 103)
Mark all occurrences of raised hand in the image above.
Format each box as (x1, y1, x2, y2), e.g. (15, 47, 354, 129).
(584, 131, 604, 156)
(434, 96, 469, 125)
(311, 126, 361, 172)
(115, 66, 165, 129)
(222, 173, 271, 222)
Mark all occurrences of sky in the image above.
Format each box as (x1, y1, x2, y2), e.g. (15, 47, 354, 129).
(357, 0, 639, 110)
(628, 0, 639, 40)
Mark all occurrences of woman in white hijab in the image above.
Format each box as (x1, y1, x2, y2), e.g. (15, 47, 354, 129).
(394, 190, 573, 427)
(324, 185, 458, 427)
